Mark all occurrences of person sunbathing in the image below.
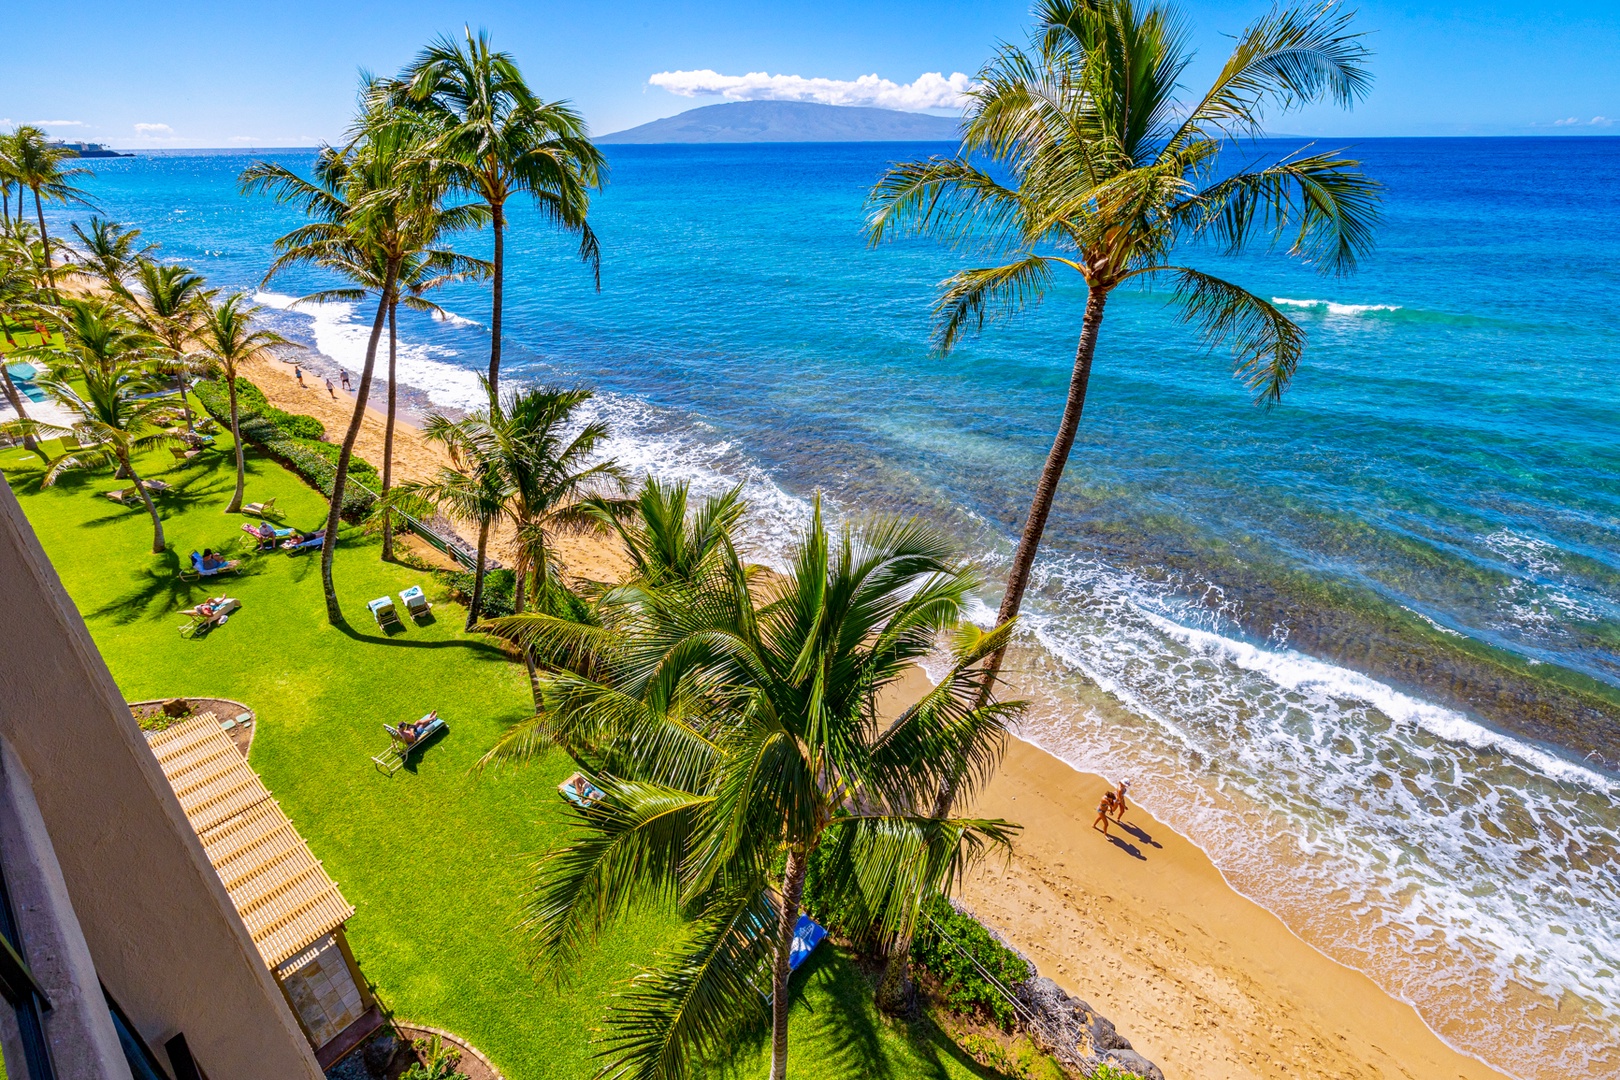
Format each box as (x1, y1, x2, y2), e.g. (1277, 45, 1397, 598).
(397, 711, 438, 744)
(281, 529, 324, 550)
(246, 522, 276, 540)
(199, 549, 238, 572)
(194, 596, 228, 619)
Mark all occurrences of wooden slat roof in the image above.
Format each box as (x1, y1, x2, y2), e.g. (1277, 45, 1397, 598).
(148, 715, 354, 967)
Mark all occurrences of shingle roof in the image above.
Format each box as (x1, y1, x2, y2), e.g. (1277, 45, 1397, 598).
(148, 714, 354, 967)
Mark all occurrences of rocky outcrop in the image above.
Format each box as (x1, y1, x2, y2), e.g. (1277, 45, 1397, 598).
(1016, 976, 1165, 1080)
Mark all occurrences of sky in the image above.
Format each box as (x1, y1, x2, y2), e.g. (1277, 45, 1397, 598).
(4, 1, 1619, 147)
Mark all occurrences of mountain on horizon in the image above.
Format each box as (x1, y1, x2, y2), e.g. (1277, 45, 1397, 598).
(598, 101, 962, 145)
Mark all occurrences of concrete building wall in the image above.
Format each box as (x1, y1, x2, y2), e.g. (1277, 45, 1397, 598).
(0, 479, 322, 1078)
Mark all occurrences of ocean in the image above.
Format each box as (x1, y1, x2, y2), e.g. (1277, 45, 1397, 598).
(45, 138, 1620, 1078)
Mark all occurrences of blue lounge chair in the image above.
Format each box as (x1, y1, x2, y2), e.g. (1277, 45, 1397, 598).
(281, 530, 325, 553)
(558, 772, 606, 808)
(180, 550, 241, 582)
(400, 585, 431, 620)
(242, 522, 294, 550)
(368, 595, 402, 630)
(371, 713, 446, 775)
(789, 914, 828, 972)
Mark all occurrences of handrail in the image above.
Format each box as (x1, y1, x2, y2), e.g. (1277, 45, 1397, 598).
(347, 478, 481, 571)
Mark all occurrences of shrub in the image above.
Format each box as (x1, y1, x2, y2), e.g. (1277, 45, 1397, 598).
(195, 378, 377, 519)
(911, 894, 1031, 1029)
(263, 406, 324, 440)
(439, 567, 515, 618)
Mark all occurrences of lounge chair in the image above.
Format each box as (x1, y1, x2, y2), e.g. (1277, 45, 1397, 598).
(368, 595, 402, 630)
(399, 585, 431, 620)
(170, 446, 200, 462)
(281, 529, 325, 553)
(102, 487, 135, 504)
(178, 596, 240, 638)
(242, 497, 278, 519)
(180, 550, 241, 581)
(371, 713, 446, 775)
(558, 772, 606, 809)
(241, 521, 294, 550)
(141, 479, 171, 494)
(789, 913, 828, 973)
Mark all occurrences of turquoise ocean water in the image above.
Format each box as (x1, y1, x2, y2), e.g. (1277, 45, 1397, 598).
(44, 139, 1620, 1076)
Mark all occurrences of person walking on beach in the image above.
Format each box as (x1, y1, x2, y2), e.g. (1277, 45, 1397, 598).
(325, 376, 336, 399)
(340, 369, 351, 391)
(294, 364, 304, 387)
(1093, 790, 1119, 836)
(1113, 779, 1131, 822)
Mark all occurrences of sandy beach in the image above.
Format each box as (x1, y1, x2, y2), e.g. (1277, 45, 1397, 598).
(249, 352, 1509, 1080)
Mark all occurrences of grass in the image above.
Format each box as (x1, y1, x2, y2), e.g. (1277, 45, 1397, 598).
(0, 423, 1001, 1080)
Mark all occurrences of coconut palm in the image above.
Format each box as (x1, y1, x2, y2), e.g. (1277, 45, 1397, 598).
(392, 28, 607, 395)
(6, 126, 94, 289)
(244, 106, 481, 622)
(124, 258, 214, 429)
(194, 294, 284, 513)
(0, 246, 44, 451)
(389, 409, 513, 631)
(482, 503, 1021, 1080)
(868, 0, 1379, 709)
(69, 217, 155, 292)
(19, 353, 177, 552)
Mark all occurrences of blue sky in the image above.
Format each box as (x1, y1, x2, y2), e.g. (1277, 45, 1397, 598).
(5, 1, 1618, 147)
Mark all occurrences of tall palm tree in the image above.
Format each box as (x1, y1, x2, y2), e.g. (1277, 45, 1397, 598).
(194, 294, 284, 513)
(124, 258, 214, 430)
(245, 106, 481, 621)
(867, 0, 1379, 707)
(6, 126, 94, 289)
(19, 353, 177, 552)
(392, 28, 607, 395)
(390, 409, 513, 631)
(483, 502, 1021, 1080)
(69, 217, 155, 292)
(0, 245, 44, 451)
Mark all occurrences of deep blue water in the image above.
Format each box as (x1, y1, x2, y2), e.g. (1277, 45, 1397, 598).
(40, 139, 1620, 1076)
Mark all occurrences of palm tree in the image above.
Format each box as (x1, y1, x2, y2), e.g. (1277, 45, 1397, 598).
(124, 258, 214, 429)
(6, 126, 94, 289)
(0, 244, 44, 451)
(21, 353, 177, 552)
(392, 28, 607, 395)
(194, 294, 284, 513)
(69, 217, 155, 292)
(390, 409, 513, 631)
(867, 0, 1379, 705)
(245, 105, 480, 621)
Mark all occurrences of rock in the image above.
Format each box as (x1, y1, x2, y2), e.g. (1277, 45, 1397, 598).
(360, 1033, 400, 1077)
(162, 698, 191, 719)
(1015, 976, 1164, 1080)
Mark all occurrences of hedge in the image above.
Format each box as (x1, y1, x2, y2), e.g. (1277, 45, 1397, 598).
(195, 377, 377, 519)
(910, 895, 1032, 1030)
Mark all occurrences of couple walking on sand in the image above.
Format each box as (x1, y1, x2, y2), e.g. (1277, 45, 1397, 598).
(292, 364, 350, 397)
(1093, 779, 1131, 836)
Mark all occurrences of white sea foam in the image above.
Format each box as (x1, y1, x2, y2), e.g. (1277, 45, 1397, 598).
(1273, 296, 1402, 316)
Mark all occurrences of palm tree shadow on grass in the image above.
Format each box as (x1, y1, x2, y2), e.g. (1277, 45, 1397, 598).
(333, 617, 514, 657)
(709, 948, 1006, 1080)
(88, 549, 266, 624)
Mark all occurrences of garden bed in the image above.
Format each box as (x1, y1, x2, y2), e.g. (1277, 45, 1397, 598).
(129, 697, 255, 755)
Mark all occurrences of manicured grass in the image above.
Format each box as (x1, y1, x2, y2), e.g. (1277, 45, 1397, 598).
(1, 427, 999, 1080)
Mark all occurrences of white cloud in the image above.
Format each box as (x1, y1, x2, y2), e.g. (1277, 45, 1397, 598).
(31, 119, 84, 127)
(134, 122, 174, 136)
(1553, 115, 1613, 127)
(648, 69, 972, 112)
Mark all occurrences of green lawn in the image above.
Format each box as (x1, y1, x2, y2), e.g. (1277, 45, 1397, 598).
(1, 426, 999, 1080)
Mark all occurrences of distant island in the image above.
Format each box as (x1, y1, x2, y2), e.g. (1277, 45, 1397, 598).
(51, 141, 133, 158)
(598, 101, 961, 144)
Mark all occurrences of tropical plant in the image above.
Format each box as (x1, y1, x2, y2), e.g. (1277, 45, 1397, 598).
(867, 0, 1379, 707)
(0, 244, 45, 450)
(11, 352, 177, 551)
(69, 216, 155, 292)
(391, 28, 607, 394)
(481, 500, 1023, 1080)
(123, 257, 214, 429)
(4, 126, 94, 288)
(194, 294, 285, 512)
(388, 407, 513, 631)
(244, 99, 481, 621)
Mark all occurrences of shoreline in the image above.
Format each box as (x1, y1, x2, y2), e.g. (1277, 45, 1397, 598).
(962, 734, 1510, 1080)
(249, 346, 1516, 1080)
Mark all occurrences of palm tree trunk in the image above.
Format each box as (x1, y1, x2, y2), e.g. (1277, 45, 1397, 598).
(488, 200, 505, 397)
(31, 186, 54, 290)
(125, 455, 165, 553)
(173, 340, 195, 432)
(466, 521, 490, 632)
(320, 267, 398, 624)
(225, 375, 246, 513)
(380, 301, 398, 561)
(770, 849, 808, 1080)
(513, 549, 545, 708)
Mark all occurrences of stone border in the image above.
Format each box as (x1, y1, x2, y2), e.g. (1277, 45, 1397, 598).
(394, 1023, 505, 1080)
(129, 697, 256, 755)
